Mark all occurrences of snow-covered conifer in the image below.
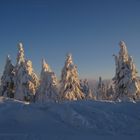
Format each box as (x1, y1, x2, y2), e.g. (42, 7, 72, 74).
(113, 41, 140, 101)
(36, 59, 58, 103)
(15, 43, 39, 102)
(0, 55, 15, 98)
(60, 54, 85, 101)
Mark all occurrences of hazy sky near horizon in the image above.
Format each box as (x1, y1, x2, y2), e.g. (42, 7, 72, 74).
(0, 0, 140, 79)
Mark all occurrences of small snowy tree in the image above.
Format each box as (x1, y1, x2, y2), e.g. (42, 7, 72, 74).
(60, 54, 85, 101)
(0, 55, 15, 98)
(15, 43, 39, 102)
(80, 79, 95, 100)
(113, 41, 140, 101)
(96, 77, 107, 100)
(36, 59, 58, 103)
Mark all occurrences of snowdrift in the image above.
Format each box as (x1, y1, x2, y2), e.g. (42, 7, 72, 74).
(0, 97, 140, 140)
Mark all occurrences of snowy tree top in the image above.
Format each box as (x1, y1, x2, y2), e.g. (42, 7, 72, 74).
(119, 41, 126, 47)
(7, 55, 10, 59)
(42, 59, 51, 72)
(16, 42, 25, 66)
(18, 42, 24, 51)
(119, 41, 128, 62)
(6, 55, 11, 63)
(66, 53, 73, 65)
(64, 53, 77, 72)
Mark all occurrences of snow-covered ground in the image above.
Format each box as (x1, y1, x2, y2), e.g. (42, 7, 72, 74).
(0, 97, 140, 140)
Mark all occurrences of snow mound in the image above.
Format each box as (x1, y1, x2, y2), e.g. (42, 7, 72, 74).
(0, 97, 140, 140)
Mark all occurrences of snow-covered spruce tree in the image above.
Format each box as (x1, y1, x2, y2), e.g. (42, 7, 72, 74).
(80, 79, 95, 100)
(96, 77, 107, 100)
(60, 54, 85, 101)
(36, 59, 58, 103)
(0, 55, 15, 98)
(14, 43, 39, 102)
(113, 41, 140, 101)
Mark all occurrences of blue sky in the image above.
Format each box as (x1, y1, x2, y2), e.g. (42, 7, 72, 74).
(0, 0, 140, 79)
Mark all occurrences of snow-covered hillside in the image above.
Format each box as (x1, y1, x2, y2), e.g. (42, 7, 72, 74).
(0, 97, 140, 140)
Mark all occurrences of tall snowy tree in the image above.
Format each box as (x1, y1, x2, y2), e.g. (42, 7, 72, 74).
(60, 54, 85, 101)
(36, 59, 58, 103)
(14, 43, 39, 102)
(113, 41, 140, 101)
(0, 55, 15, 98)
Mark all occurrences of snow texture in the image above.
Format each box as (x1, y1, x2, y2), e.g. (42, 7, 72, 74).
(0, 97, 140, 140)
